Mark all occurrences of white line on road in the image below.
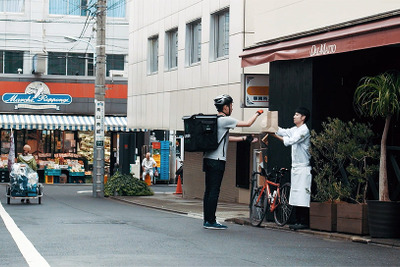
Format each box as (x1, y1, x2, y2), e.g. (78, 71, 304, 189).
(0, 202, 50, 267)
(77, 190, 92, 194)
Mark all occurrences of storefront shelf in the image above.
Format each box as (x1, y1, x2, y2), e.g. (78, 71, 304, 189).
(69, 172, 85, 176)
(45, 169, 61, 176)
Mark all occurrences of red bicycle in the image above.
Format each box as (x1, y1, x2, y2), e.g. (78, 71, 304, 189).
(250, 167, 293, 226)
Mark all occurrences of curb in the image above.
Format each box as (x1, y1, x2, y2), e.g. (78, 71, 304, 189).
(109, 196, 400, 249)
(226, 217, 400, 248)
(109, 196, 189, 215)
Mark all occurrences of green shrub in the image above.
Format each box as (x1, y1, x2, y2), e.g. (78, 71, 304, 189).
(310, 118, 379, 203)
(104, 171, 154, 197)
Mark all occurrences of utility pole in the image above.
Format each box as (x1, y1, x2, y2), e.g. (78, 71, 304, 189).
(93, 0, 106, 197)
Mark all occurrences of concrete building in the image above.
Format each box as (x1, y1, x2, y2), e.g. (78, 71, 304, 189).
(0, 0, 130, 182)
(128, 0, 264, 204)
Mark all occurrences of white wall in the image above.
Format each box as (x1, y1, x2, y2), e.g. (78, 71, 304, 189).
(0, 0, 128, 74)
(247, 0, 400, 45)
(128, 0, 266, 133)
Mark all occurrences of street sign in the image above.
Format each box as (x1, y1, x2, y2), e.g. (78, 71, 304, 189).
(95, 100, 105, 147)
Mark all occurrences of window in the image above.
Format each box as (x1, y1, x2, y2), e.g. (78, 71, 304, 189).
(148, 36, 159, 74)
(106, 54, 125, 76)
(48, 52, 66, 75)
(0, 51, 23, 74)
(48, 52, 94, 76)
(67, 53, 86, 76)
(107, 0, 125, 18)
(211, 9, 229, 60)
(165, 28, 178, 70)
(50, 0, 90, 16)
(186, 20, 201, 65)
(49, 0, 125, 17)
(0, 0, 24, 13)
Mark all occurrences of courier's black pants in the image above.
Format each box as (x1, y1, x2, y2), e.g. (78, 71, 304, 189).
(203, 158, 226, 224)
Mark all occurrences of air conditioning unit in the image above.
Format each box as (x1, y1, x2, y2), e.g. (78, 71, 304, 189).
(32, 53, 46, 74)
(109, 70, 126, 78)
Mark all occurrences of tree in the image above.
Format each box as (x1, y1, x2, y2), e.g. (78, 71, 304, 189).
(354, 71, 400, 201)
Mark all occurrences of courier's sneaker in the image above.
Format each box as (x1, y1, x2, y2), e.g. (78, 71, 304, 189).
(203, 221, 228, 230)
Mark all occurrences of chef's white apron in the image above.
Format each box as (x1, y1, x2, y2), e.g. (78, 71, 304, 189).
(289, 165, 312, 207)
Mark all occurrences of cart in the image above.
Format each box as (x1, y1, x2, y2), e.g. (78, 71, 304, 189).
(6, 182, 43, 204)
(6, 163, 43, 204)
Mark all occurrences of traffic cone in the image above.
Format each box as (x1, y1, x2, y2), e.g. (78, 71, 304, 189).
(174, 175, 183, 195)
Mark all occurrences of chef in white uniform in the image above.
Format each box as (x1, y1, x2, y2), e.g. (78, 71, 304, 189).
(270, 107, 311, 230)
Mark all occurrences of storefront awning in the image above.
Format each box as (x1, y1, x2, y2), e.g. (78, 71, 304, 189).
(240, 14, 400, 67)
(0, 114, 133, 132)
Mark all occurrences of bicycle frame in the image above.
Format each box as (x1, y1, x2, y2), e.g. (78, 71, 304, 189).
(255, 177, 281, 212)
(250, 166, 292, 227)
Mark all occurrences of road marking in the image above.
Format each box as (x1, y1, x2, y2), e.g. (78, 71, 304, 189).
(0, 202, 50, 267)
(77, 190, 92, 194)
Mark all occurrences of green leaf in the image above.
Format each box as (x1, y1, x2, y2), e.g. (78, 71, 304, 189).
(104, 171, 154, 197)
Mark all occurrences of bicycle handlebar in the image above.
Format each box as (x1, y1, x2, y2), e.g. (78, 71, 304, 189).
(252, 167, 288, 179)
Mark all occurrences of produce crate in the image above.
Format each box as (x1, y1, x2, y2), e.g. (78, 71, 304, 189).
(45, 175, 54, 184)
(159, 171, 169, 181)
(152, 142, 161, 149)
(160, 141, 170, 150)
(69, 172, 85, 176)
(69, 172, 85, 183)
(0, 169, 10, 183)
(45, 169, 61, 176)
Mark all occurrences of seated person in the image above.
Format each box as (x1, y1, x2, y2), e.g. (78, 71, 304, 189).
(142, 152, 157, 184)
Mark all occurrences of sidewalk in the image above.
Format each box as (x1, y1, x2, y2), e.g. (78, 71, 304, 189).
(110, 187, 400, 249)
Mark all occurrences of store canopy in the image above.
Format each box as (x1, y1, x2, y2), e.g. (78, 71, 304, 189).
(240, 14, 400, 67)
(0, 114, 134, 132)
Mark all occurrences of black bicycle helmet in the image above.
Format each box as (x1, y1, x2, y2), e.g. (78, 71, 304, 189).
(214, 94, 233, 111)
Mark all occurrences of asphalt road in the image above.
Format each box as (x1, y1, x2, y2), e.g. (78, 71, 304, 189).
(0, 184, 399, 267)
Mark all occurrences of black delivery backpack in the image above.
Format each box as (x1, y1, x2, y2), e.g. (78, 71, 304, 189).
(182, 114, 227, 152)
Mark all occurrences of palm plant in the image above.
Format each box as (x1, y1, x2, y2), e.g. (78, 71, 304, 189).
(354, 71, 400, 201)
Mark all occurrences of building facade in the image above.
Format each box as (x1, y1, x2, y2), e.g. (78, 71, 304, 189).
(0, 0, 130, 183)
(241, 1, 400, 200)
(128, 0, 265, 203)
(129, 0, 400, 204)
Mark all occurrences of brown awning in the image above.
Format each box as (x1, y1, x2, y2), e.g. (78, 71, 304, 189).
(240, 15, 400, 67)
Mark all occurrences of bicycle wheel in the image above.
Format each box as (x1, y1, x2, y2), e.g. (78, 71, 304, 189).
(274, 183, 293, 226)
(250, 188, 268, 226)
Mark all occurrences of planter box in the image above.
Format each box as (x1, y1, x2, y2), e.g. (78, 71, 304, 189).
(337, 203, 369, 235)
(310, 202, 337, 232)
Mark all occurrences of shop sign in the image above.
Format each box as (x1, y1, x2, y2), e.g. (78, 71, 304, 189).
(244, 74, 269, 107)
(310, 43, 337, 57)
(1, 81, 72, 110)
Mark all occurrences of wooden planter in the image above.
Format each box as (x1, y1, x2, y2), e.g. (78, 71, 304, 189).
(310, 202, 337, 232)
(337, 202, 369, 235)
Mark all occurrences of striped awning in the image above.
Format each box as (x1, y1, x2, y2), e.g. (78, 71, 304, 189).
(0, 114, 132, 132)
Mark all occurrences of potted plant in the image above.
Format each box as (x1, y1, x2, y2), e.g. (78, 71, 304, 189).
(310, 118, 379, 234)
(354, 70, 400, 238)
(336, 120, 378, 235)
(309, 118, 349, 232)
